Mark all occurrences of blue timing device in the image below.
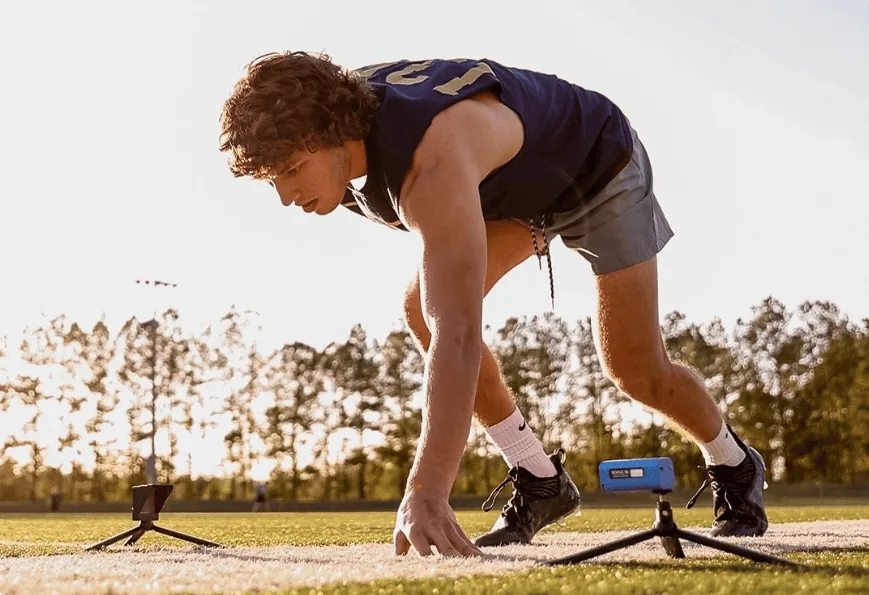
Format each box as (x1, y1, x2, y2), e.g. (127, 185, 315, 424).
(599, 457, 676, 493)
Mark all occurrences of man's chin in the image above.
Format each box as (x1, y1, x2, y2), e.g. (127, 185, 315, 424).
(316, 201, 339, 215)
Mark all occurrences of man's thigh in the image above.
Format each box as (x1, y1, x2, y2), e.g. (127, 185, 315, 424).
(482, 219, 536, 293)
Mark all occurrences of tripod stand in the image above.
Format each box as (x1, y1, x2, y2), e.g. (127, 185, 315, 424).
(85, 484, 223, 552)
(85, 519, 223, 551)
(546, 494, 798, 567)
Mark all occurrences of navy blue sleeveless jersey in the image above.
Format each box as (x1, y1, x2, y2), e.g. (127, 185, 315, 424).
(341, 58, 633, 231)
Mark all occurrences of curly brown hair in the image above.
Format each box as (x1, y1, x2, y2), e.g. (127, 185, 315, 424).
(219, 51, 380, 179)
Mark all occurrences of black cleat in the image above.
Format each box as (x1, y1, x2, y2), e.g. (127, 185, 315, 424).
(474, 449, 581, 547)
(687, 426, 769, 537)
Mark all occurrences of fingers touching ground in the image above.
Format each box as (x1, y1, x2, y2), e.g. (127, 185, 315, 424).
(445, 518, 482, 556)
(393, 495, 482, 558)
(394, 522, 479, 557)
(393, 529, 411, 556)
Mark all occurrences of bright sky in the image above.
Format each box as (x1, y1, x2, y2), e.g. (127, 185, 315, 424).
(2, 1, 869, 477)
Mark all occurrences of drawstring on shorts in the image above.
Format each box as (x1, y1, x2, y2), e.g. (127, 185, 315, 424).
(529, 216, 555, 310)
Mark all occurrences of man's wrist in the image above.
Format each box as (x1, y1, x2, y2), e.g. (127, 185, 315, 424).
(405, 465, 452, 499)
(404, 332, 480, 501)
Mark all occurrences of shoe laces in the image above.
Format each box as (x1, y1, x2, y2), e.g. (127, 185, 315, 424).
(481, 468, 531, 525)
(685, 474, 714, 510)
(481, 449, 565, 521)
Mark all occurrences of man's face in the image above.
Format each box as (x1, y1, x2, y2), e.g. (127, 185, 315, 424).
(271, 145, 351, 215)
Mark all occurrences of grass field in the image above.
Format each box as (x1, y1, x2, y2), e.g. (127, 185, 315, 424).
(1, 505, 868, 594)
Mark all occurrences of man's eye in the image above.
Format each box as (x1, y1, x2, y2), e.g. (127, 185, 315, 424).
(273, 163, 301, 179)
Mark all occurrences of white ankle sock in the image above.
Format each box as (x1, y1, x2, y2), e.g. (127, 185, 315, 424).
(485, 407, 557, 477)
(699, 422, 746, 467)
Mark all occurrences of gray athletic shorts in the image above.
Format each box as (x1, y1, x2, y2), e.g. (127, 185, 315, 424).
(517, 125, 674, 276)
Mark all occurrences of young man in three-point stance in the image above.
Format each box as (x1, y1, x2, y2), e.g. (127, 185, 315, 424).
(219, 52, 769, 557)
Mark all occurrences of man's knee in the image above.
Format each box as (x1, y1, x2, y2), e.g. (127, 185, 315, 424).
(603, 355, 675, 410)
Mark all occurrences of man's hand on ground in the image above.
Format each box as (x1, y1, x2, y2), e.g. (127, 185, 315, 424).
(393, 490, 482, 557)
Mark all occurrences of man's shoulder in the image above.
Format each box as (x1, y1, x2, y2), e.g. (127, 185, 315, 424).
(359, 59, 506, 189)
(409, 91, 524, 181)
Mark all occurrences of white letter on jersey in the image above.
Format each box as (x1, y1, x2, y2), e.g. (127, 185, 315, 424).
(356, 59, 494, 97)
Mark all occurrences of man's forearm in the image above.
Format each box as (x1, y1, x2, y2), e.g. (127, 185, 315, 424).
(406, 328, 482, 498)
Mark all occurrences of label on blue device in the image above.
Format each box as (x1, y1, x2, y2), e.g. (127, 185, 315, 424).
(599, 457, 675, 493)
(609, 468, 644, 479)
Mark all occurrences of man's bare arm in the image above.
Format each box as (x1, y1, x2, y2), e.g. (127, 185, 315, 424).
(398, 92, 524, 497)
(400, 161, 486, 497)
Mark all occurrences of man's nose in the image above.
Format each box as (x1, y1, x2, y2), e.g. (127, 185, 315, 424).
(277, 187, 300, 207)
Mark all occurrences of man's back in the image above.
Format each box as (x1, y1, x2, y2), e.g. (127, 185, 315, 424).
(344, 58, 633, 228)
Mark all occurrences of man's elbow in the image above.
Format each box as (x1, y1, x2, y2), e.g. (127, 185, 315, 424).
(431, 318, 483, 358)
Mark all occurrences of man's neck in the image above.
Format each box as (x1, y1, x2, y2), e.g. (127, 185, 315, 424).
(346, 139, 368, 181)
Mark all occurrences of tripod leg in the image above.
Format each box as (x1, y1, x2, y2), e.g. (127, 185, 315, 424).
(152, 524, 223, 548)
(546, 529, 658, 566)
(124, 528, 147, 546)
(675, 529, 800, 567)
(660, 535, 685, 559)
(84, 527, 143, 552)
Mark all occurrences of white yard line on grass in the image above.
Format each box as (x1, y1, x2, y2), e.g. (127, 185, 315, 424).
(1, 520, 867, 595)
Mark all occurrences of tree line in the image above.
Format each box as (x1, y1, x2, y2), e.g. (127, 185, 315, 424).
(0, 297, 867, 503)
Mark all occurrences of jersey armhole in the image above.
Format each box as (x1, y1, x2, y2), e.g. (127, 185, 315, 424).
(386, 77, 506, 215)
